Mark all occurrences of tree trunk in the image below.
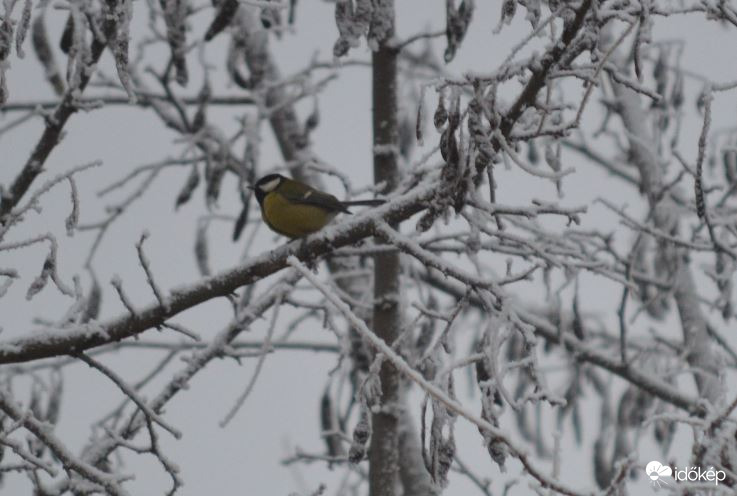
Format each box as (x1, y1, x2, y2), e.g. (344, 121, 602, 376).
(369, 1, 401, 495)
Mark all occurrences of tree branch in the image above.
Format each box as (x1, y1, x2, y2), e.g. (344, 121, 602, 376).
(0, 39, 107, 227)
(0, 389, 131, 495)
(0, 181, 437, 364)
(611, 69, 721, 405)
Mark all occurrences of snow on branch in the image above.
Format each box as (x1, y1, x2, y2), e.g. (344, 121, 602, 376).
(0, 180, 439, 364)
(0, 388, 133, 495)
(287, 255, 589, 496)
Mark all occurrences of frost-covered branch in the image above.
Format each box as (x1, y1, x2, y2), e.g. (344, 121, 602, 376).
(0, 180, 437, 364)
(0, 39, 107, 225)
(0, 389, 132, 495)
(611, 66, 722, 404)
(288, 256, 590, 496)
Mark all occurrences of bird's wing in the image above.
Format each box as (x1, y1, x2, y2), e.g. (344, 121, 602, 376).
(280, 187, 351, 213)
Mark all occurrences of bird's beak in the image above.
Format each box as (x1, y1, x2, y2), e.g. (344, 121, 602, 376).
(246, 185, 255, 191)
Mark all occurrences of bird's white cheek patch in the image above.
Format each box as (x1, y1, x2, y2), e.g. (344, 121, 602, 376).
(259, 178, 281, 192)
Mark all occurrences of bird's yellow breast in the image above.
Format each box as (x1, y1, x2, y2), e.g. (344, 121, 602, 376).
(262, 192, 338, 238)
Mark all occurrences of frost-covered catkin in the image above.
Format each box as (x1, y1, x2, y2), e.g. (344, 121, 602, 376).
(45, 372, 63, 425)
(0, 0, 12, 103)
(431, 434, 455, 486)
(468, 95, 494, 171)
(160, 0, 188, 85)
(695, 88, 712, 219)
(259, 2, 281, 30)
(194, 222, 210, 276)
(332, 1, 351, 57)
(348, 406, 370, 464)
(544, 141, 563, 195)
(365, 0, 388, 50)
(525, 0, 541, 28)
(653, 49, 668, 100)
(724, 144, 737, 185)
(287, 0, 297, 25)
(205, 153, 226, 207)
(243, 116, 260, 174)
(527, 140, 539, 164)
(445, 0, 474, 62)
(634, 3, 652, 81)
(333, 0, 369, 57)
(398, 112, 414, 161)
(66, 3, 89, 91)
(716, 250, 734, 320)
(320, 390, 343, 457)
(414, 297, 436, 359)
(15, 0, 32, 58)
(0, 270, 18, 298)
(204, 0, 237, 41)
(191, 80, 210, 132)
(500, 0, 516, 26)
(653, 416, 675, 454)
(0, 69, 7, 104)
(671, 72, 684, 109)
(434, 91, 447, 130)
(27, 386, 45, 455)
(175, 166, 200, 209)
(304, 98, 320, 133)
(427, 383, 457, 487)
(81, 275, 101, 323)
(0, 6, 14, 61)
(65, 177, 79, 236)
(108, 0, 137, 101)
(475, 346, 506, 470)
(415, 86, 426, 145)
(59, 13, 73, 54)
(26, 253, 54, 300)
(544, 141, 561, 172)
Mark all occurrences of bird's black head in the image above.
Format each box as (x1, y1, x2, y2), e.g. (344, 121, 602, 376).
(251, 173, 286, 205)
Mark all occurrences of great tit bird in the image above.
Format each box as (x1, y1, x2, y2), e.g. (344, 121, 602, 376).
(251, 173, 384, 238)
